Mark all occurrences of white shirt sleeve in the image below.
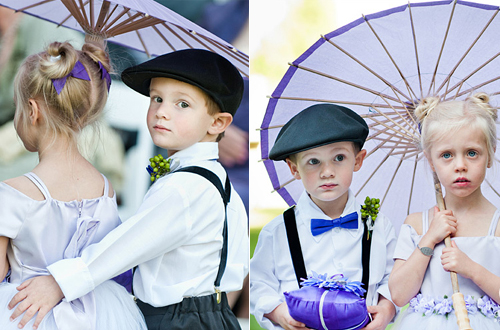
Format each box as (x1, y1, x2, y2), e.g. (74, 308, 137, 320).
(48, 177, 194, 302)
(250, 222, 286, 330)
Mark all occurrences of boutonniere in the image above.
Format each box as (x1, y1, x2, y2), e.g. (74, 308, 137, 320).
(146, 154, 172, 182)
(361, 196, 380, 240)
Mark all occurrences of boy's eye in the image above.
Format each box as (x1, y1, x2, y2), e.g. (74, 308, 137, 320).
(334, 155, 345, 162)
(442, 152, 452, 159)
(308, 158, 320, 165)
(152, 96, 162, 103)
(177, 101, 189, 108)
(467, 150, 477, 157)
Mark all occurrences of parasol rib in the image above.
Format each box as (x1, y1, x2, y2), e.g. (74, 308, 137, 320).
(408, 2, 423, 99)
(355, 142, 400, 197)
(437, 9, 499, 96)
(290, 63, 404, 105)
(381, 155, 405, 206)
(427, 0, 457, 96)
(108, 13, 163, 36)
(89, 0, 94, 29)
(271, 177, 296, 193)
(197, 32, 249, 63)
(270, 95, 409, 111)
(78, 0, 90, 28)
(102, 7, 131, 34)
(407, 156, 419, 216)
(134, 28, 150, 58)
(323, 36, 413, 104)
(61, 0, 87, 28)
(444, 51, 500, 100)
(17, 0, 55, 12)
(363, 14, 418, 105)
(161, 22, 193, 49)
(367, 110, 417, 136)
(95, 1, 110, 32)
(152, 25, 176, 51)
(97, 3, 119, 33)
(451, 75, 500, 100)
(486, 180, 500, 198)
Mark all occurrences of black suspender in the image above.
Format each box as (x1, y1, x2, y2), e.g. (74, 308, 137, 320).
(283, 206, 307, 288)
(361, 220, 372, 298)
(175, 166, 230, 302)
(283, 207, 371, 297)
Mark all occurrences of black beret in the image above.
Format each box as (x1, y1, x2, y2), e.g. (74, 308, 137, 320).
(121, 49, 244, 116)
(269, 104, 369, 161)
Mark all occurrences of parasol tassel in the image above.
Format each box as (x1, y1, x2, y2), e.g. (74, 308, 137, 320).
(433, 172, 472, 330)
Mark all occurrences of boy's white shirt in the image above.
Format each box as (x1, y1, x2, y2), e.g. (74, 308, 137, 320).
(250, 190, 397, 330)
(47, 142, 249, 307)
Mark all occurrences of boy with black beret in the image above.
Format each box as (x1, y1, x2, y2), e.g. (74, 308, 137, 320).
(250, 104, 397, 330)
(8, 49, 249, 330)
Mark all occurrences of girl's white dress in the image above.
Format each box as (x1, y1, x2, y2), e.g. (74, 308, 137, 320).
(392, 209, 500, 329)
(0, 173, 146, 330)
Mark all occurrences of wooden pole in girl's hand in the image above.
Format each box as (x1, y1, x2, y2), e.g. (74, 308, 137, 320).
(433, 172, 472, 330)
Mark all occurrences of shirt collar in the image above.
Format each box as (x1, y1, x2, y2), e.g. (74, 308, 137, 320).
(296, 189, 360, 242)
(168, 142, 219, 171)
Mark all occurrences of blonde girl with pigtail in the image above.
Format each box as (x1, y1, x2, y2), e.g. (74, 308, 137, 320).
(388, 92, 500, 329)
(0, 38, 146, 330)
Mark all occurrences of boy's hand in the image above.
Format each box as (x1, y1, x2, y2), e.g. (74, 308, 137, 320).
(425, 207, 457, 246)
(360, 297, 396, 330)
(8, 275, 63, 329)
(264, 302, 309, 330)
(441, 240, 476, 279)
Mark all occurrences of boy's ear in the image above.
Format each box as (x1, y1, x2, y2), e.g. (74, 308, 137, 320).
(286, 158, 301, 180)
(208, 112, 233, 135)
(28, 98, 41, 126)
(353, 149, 367, 172)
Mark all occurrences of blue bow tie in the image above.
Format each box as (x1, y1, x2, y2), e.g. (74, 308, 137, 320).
(310, 212, 358, 236)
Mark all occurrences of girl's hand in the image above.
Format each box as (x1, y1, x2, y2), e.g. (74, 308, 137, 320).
(264, 302, 309, 330)
(441, 240, 476, 279)
(8, 275, 63, 329)
(425, 207, 457, 246)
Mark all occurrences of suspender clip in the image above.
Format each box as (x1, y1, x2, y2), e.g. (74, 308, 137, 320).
(215, 287, 222, 304)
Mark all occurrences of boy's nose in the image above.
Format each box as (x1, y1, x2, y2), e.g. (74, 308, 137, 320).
(156, 105, 171, 120)
(320, 163, 335, 178)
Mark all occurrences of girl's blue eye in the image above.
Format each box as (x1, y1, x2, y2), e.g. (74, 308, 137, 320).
(177, 101, 189, 108)
(153, 96, 162, 103)
(308, 158, 320, 165)
(334, 155, 345, 162)
(442, 152, 451, 159)
(467, 150, 477, 157)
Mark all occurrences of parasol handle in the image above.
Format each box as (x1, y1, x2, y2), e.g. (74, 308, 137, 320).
(433, 173, 473, 330)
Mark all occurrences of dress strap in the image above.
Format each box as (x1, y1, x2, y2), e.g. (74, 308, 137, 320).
(101, 173, 109, 197)
(23, 172, 51, 200)
(487, 210, 500, 236)
(421, 209, 430, 235)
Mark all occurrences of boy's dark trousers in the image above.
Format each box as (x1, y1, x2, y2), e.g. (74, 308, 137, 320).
(136, 293, 241, 330)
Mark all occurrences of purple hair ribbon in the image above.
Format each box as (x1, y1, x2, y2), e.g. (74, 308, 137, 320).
(99, 61, 111, 92)
(51, 60, 91, 95)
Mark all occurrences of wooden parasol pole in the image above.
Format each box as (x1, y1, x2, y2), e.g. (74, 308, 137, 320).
(433, 172, 472, 330)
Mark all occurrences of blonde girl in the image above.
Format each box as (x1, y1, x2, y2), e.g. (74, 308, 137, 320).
(389, 92, 500, 329)
(0, 39, 146, 329)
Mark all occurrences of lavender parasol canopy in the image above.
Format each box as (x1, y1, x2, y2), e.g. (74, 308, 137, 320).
(0, 0, 248, 77)
(261, 0, 500, 234)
